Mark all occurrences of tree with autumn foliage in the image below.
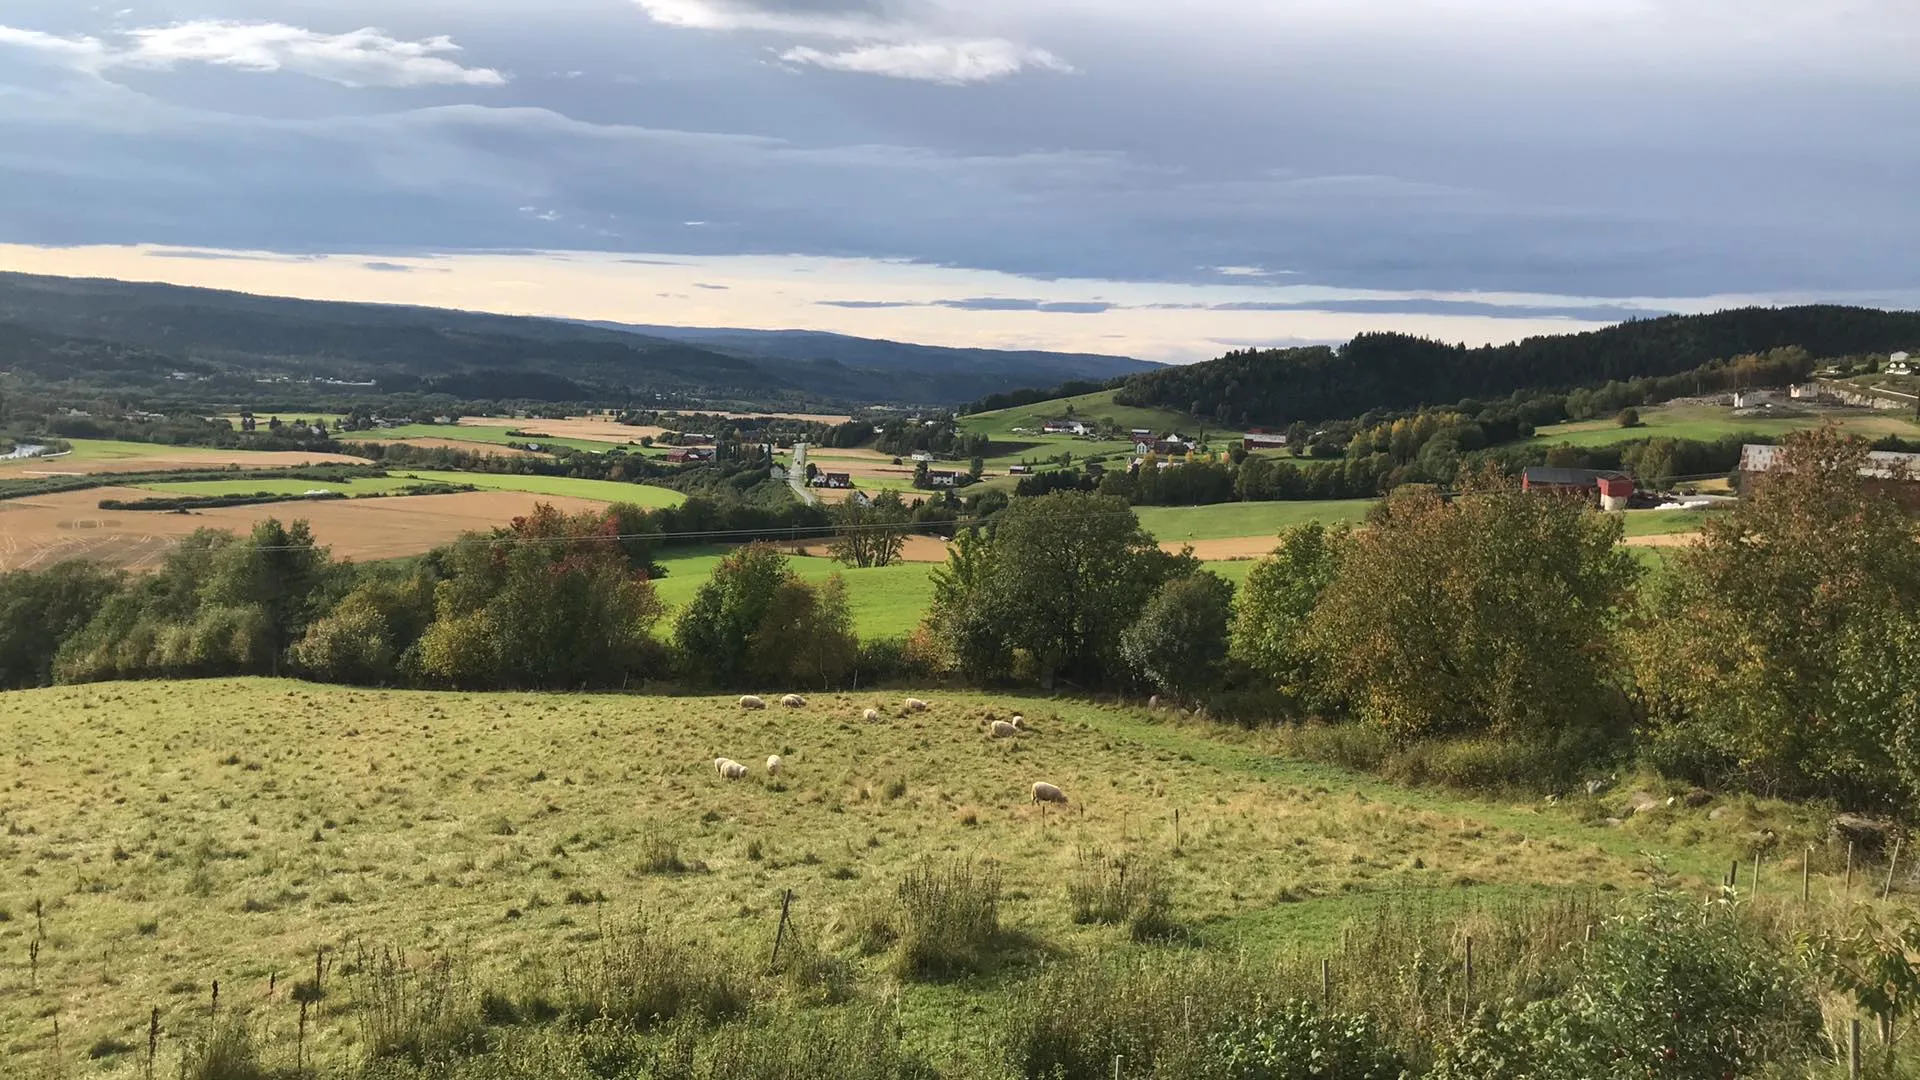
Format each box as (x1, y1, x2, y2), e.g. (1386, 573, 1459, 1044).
(1308, 469, 1641, 744)
(1632, 426, 1920, 809)
(414, 503, 665, 689)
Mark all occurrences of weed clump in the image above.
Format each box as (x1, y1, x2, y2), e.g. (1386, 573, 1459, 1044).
(560, 918, 752, 1029)
(886, 858, 1005, 981)
(1067, 847, 1179, 942)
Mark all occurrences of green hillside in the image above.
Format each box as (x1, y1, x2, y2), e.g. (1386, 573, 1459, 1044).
(960, 389, 1213, 439)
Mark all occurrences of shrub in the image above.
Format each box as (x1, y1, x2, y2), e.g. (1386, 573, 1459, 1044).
(1430, 892, 1820, 1080)
(1617, 407, 1641, 427)
(1067, 847, 1178, 941)
(1206, 1002, 1406, 1080)
(888, 859, 1004, 981)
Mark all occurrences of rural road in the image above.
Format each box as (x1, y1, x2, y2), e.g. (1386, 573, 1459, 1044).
(788, 442, 819, 506)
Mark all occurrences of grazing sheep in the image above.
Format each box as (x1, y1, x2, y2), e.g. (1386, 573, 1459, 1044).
(781, 694, 806, 708)
(715, 757, 748, 780)
(766, 755, 783, 777)
(1031, 781, 1067, 805)
(1148, 694, 1161, 710)
(861, 708, 882, 722)
(904, 698, 929, 713)
(739, 695, 767, 710)
(989, 719, 1022, 739)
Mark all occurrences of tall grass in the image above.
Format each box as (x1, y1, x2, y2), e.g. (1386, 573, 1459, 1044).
(887, 859, 1006, 981)
(558, 918, 753, 1029)
(1067, 847, 1178, 942)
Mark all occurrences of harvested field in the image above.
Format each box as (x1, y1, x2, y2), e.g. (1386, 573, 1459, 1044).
(0, 488, 610, 571)
(1622, 531, 1701, 548)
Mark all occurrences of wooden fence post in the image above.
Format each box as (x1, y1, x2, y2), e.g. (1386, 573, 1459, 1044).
(1752, 852, 1761, 897)
(1849, 1018, 1861, 1080)
(1803, 847, 1812, 904)
(1463, 935, 1474, 1019)
(769, 889, 795, 969)
(1846, 841, 1855, 900)
(1322, 958, 1332, 1010)
(1882, 837, 1903, 901)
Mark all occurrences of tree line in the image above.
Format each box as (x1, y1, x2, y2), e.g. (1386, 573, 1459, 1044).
(1112, 306, 1920, 426)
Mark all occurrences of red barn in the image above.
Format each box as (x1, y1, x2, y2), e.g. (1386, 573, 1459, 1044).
(1521, 466, 1634, 511)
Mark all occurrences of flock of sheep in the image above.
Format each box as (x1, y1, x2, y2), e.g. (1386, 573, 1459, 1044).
(715, 694, 1068, 806)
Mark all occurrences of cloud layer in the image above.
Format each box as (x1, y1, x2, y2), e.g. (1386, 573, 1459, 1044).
(636, 0, 1072, 83)
(0, 19, 506, 88)
(0, 1, 1914, 360)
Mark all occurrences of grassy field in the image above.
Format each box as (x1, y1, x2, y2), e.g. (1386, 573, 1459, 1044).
(1530, 403, 1920, 450)
(959, 389, 1204, 440)
(388, 470, 685, 508)
(1619, 506, 1727, 537)
(1134, 501, 1377, 543)
(0, 678, 1791, 1072)
(348, 424, 625, 456)
(651, 546, 937, 639)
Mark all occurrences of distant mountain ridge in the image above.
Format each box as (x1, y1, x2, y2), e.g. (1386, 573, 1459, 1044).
(0, 272, 1154, 408)
(580, 322, 1154, 383)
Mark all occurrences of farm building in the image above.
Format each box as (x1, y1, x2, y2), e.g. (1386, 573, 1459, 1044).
(1731, 390, 1778, 409)
(1520, 466, 1634, 511)
(1739, 443, 1920, 509)
(812, 472, 854, 489)
(1154, 436, 1192, 455)
(1043, 419, 1090, 435)
(665, 447, 715, 464)
(1890, 352, 1914, 376)
(1242, 433, 1288, 450)
(1130, 428, 1154, 441)
(926, 470, 961, 487)
(911, 451, 935, 463)
(1008, 464, 1033, 474)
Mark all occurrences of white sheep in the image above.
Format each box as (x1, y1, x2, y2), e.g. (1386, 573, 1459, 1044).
(989, 718, 1022, 739)
(715, 757, 748, 780)
(739, 695, 767, 710)
(781, 694, 807, 708)
(1148, 694, 1161, 710)
(1031, 781, 1067, 805)
(904, 697, 929, 713)
(861, 707, 882, 722)
(766, 755, 783, 777)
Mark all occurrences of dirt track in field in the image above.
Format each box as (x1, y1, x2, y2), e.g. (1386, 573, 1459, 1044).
(0, 488, 612, 571)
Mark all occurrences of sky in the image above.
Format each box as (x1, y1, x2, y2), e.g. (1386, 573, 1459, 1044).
(0, 1, 1916, 363)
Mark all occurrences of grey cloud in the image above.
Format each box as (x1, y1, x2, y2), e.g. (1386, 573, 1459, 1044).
(693, 282, 730, 289)
(361, 260, 414, 272)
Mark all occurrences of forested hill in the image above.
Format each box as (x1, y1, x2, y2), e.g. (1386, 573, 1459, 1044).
(1114, 305, 1920, 426)
(0, 273, 1148, 408)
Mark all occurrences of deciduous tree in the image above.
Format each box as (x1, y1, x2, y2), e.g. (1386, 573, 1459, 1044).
(1632, 426, 1920, 807)
(1309, 471, 1640, 742)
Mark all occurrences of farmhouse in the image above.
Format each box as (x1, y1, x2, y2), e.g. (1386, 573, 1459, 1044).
(1130, 428, 1153, 441)
(1890, 352, 1915, 376)
(665, 447, 715, 464)
(911, 451, 935, 463)
(1242, 433, 1288, 450)
(1154, 436, 1192, 455)
(1043, 419, 1090, 435)
(1739, 443, 1920, 510)
(812, 472, 853, 489)
(1520, 466, 1634, 511)
(926, 470, 961, 487)
(1732, 390, 1777, 409)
